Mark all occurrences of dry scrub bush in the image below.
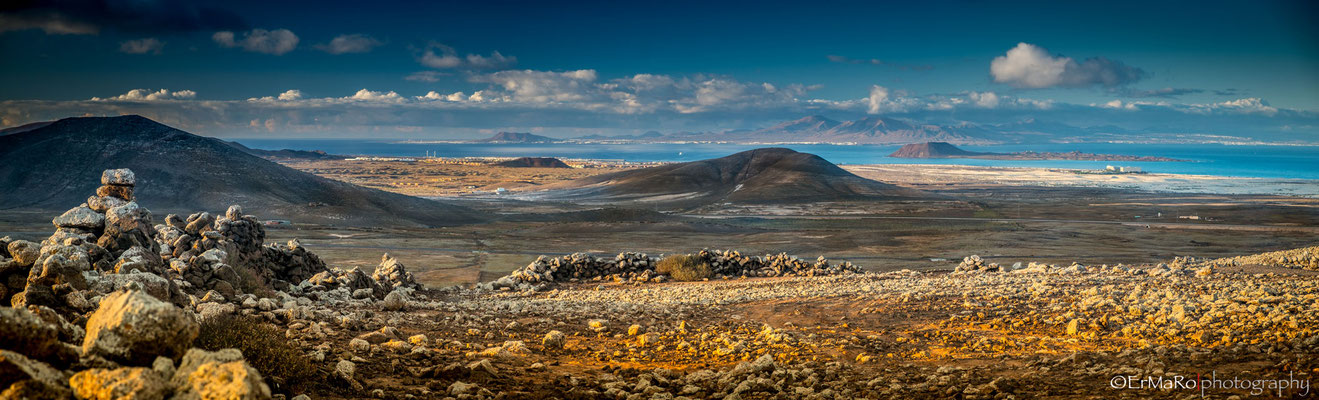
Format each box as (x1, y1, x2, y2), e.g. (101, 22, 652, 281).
(656, 254, 712, 281)
(195, 313, 317, 392)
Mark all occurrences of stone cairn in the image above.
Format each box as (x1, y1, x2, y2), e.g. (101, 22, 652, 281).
(0, 168, 431, 397)
(487, 249, 863, 290)
(0, 168, 427, 315)
(302, 253, 422, 301)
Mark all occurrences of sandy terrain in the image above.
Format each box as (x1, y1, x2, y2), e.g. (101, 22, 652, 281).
(845, 164, 1319, 197)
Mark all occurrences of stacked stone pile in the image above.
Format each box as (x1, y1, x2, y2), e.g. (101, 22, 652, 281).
(2, 169, 348, 317)
(302, 253, 422, 300)
(488, 249, 863, 290)
(0, 289, 272, 398)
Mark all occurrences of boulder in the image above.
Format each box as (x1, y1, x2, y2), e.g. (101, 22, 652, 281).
(0, 307, 79, 365)
(68, 367, 170, 400)
(101, 169, 136, 186)
(171, 348, 270, 400)
(52, 206, 105, 231)
(7, 240, 40, 266)
(381, 290, 408, 311)
(82, 290, 199, 366)
(0, 350, 71, 399)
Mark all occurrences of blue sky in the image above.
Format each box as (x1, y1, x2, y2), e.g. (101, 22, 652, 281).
(1, 0, 1316, 140)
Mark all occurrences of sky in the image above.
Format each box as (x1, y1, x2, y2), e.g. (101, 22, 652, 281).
(1, 0, 1317, 141)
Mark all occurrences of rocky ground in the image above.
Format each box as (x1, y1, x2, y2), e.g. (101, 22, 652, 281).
(2, 168, 1316, 399)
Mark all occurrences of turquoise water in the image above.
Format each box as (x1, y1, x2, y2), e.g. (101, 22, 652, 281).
(235, 139, 1319, 180)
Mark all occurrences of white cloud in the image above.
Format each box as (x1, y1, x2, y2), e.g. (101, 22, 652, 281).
(278, 90, 303, 101)
(316, 34, 383, 54)
(347, 89, 405, 103)
(1198, 98, 1278, 115)
(119, 38, 164, 54)
(474, 69, 600, 103)
(967, 91, 1000, 108)
(91, 89, 195, 101)
(418, 42, 516, 69)
(991, 43, 1144, 89)
(213, 28, 299, 55)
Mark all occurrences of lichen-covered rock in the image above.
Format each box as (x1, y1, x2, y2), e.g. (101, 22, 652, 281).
(372, 253, 421, 290)
(89, 272, 188, 307)
(111, 247, 165, 275)
(0, 307, 79, 365)
(381, 290, 408, 311)
(7, 240, 40, 267)
(82, 290, 199, 366)
(68, 367, 170, 400)
(171, 348, 270, 400)
(52, 206, 105, 231)
(99, 202, 158, 257)
(101, 169, 136, 186)
(0, 349, 71, 399)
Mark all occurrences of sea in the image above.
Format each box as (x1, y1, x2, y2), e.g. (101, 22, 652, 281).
(234, 140, 1319, 180)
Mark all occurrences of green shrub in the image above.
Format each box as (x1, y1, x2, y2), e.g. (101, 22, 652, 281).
(195, 313, 317, 392)
(655, 254, 712, 281)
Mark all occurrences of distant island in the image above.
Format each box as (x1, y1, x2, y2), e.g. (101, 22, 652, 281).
(889, 142, 1186, 162)
(473, 132, 560, 143)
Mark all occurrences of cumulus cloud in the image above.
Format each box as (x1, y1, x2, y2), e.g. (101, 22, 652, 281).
(347, 89, 405, 103)
(990, 43, 1144, 89)
(90, 88, 195, 101)
(119, 38, 164, 54)
(1201, 98, 1277, 115)
(418, 42, 516, 69)
(474, 70, 599, 103)
(213, 28, 299, 55)
(0, 0, 246, 35)
(967, 91, 1000, 108)
(246, 90, 303, 103)
(316, 34, 383, 54)
(867, 85, 890, 114)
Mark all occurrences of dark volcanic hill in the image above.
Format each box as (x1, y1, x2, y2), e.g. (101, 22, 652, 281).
(0, 115, 482, 226)
(888, 142, 985, 158)
(541, 148, 927, 207)
(494, 157, 571, 168)
(225, 141, 347, 160)
(474, 132, 558, 143)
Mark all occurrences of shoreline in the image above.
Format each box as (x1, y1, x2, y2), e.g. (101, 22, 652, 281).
(844, 164, 1319, 197)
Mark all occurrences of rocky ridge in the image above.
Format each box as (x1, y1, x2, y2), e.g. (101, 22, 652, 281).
(485, 249, 862, 290)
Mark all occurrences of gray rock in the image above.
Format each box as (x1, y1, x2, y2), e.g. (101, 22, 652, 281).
(101, 169, 136, 186)
(53, 206, 105, 230)
(83, 290, 200, 366)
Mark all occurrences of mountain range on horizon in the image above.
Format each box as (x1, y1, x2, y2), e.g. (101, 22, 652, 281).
(470, 115, 1178, 146)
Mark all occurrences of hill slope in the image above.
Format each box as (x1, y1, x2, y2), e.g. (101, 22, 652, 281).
(540, 148, 927, 206)
(494, 157, 571, 168)
(889, 142, 985, 158)
(0, 115, 482, 226)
